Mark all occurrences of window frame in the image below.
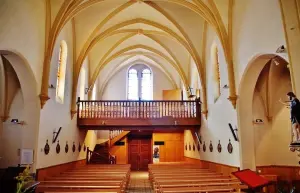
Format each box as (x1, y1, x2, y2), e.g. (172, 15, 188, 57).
(127, 65, 153, 100)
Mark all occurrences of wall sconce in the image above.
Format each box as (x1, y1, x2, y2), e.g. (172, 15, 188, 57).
(187, 87, 196, 99)
(223, 84, 229, 89)
(48, 84, 56, 89)
(253, 119, 264, 124)
(276, 45, 286, 53)
(102, 121, 106, 125)
(11, 119, 25, 125)
(85, 88, 89, 94)
(52, 127, 62, 143)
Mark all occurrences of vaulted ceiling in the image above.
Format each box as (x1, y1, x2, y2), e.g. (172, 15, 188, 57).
(41, 0, 235, 116)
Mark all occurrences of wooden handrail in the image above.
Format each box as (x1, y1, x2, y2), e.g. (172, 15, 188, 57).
(77, 98, 201, 119)
(86, 147, 116, 164)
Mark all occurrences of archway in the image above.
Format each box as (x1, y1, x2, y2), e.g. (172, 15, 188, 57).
(0, 51, 40, 171)
(237, 54, 291, 170)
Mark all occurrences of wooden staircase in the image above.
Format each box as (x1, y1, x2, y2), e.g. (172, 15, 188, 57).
(110, 131, 130, 146)
(89, 142, 110, 164)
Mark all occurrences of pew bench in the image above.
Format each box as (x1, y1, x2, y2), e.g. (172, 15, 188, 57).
(36, 185, 123, 193)
(158, 185, 248, 193)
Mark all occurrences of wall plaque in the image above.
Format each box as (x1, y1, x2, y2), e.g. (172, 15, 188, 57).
(227, 139, 233, 154)
(78, 143, 81, 152)
(72, 142, 76, 152)
(56, 141, 60, 154)
(83, 143, 86, 152)
(209, 141, 213, 152)
(44, 140, 50, 155)
(217, 140, 222, 153)
(65, 141, 69, 153)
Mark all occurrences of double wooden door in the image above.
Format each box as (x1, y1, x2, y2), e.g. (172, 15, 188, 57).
(128, 137, 151, 170)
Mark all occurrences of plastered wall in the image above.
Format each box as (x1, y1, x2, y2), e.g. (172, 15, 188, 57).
(36, 22, 96, 169)
(102, 65, 174, 100)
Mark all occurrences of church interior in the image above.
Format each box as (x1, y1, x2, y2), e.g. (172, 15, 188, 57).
(1, 0, 300, 192)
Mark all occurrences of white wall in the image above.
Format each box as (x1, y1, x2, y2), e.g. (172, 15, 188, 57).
(233, 0, 286, 86)
(0, 0, 45, 90)
(102, 65, 174, 100)
(184, 25, 240, 167)
(0, 89, 24, 168)
(253, 64, 296, 166)
(36, 22, 96, 169)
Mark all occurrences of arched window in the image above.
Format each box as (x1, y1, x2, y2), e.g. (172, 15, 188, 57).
(56, 41, 67, 103)
(128, 69, 138, 100)
(211, 44, 221, 102)
(79, 68, 86, 100)
(127, 65, 152, 100)
(92, 85, 97, 100)
(141, 68, 152, 100)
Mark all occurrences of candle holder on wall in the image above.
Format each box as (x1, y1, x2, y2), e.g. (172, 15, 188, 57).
(56, 140, 60, 154)
(193, 144, 195, 151)
(72, 142, 76, 152)
(78, 143, 81, 152)
(189, 143, 191, 151)
(83, 143, 86, 152)
(209, 141, 213, 152)
(185, 143, 187, 150)
(44, 140, 50, 155)
(65, 141, 69, 153)
(227, 139, 233, 154)
(203, 142, 206, 152)
(197, 143, 200, 151)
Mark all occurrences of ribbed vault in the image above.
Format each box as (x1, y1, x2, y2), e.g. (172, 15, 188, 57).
(40, 0, 237, 118)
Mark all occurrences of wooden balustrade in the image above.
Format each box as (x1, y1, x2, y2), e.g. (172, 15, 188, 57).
(77, 98, 201, 120)
(86, 147, 116, 164)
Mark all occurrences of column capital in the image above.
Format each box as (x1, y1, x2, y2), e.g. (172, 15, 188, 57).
(228, 95, 238, 109)
(39, 94, 50, 109)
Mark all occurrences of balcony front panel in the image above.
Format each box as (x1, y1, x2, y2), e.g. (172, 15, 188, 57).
(77, 100, 201, 128)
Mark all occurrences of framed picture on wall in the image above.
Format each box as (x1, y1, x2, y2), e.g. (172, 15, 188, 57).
(20, 149, 34, 165)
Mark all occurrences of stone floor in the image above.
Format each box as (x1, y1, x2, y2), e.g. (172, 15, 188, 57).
(126, 171, 153, 193)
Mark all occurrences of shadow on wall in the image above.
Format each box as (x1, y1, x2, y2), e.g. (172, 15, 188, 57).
(237, 54, 291, 170)
(252, 56, 294, 166)
(0, 50, 40, 171)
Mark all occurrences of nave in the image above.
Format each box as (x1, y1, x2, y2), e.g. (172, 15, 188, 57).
(33, 162, 264, 193)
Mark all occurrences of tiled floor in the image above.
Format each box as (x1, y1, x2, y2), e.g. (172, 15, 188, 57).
(126, 171, 153, 193)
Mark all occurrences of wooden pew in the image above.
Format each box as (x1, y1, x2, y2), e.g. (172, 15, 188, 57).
(37, 164, 130, 193)
(149, 163, 246, 193)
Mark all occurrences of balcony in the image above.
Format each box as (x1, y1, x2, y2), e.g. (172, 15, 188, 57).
(77, 98, 201, 129)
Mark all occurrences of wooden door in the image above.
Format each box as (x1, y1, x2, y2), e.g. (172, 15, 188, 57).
(129, 138, 151, 170)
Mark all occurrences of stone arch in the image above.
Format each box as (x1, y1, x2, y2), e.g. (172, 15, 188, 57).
(237, 53, 290, 170)
(0, 50, 40, 171)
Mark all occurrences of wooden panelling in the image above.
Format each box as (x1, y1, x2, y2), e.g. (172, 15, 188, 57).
(110, 137, 128, 164)
(163, 89, 182, 100)
(78, 118, 201, 128)
(184, 157, 239, 176)
(36, 159, 86, 181)
(257, 165, 300, 181)
(153, 132, 184, 162)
